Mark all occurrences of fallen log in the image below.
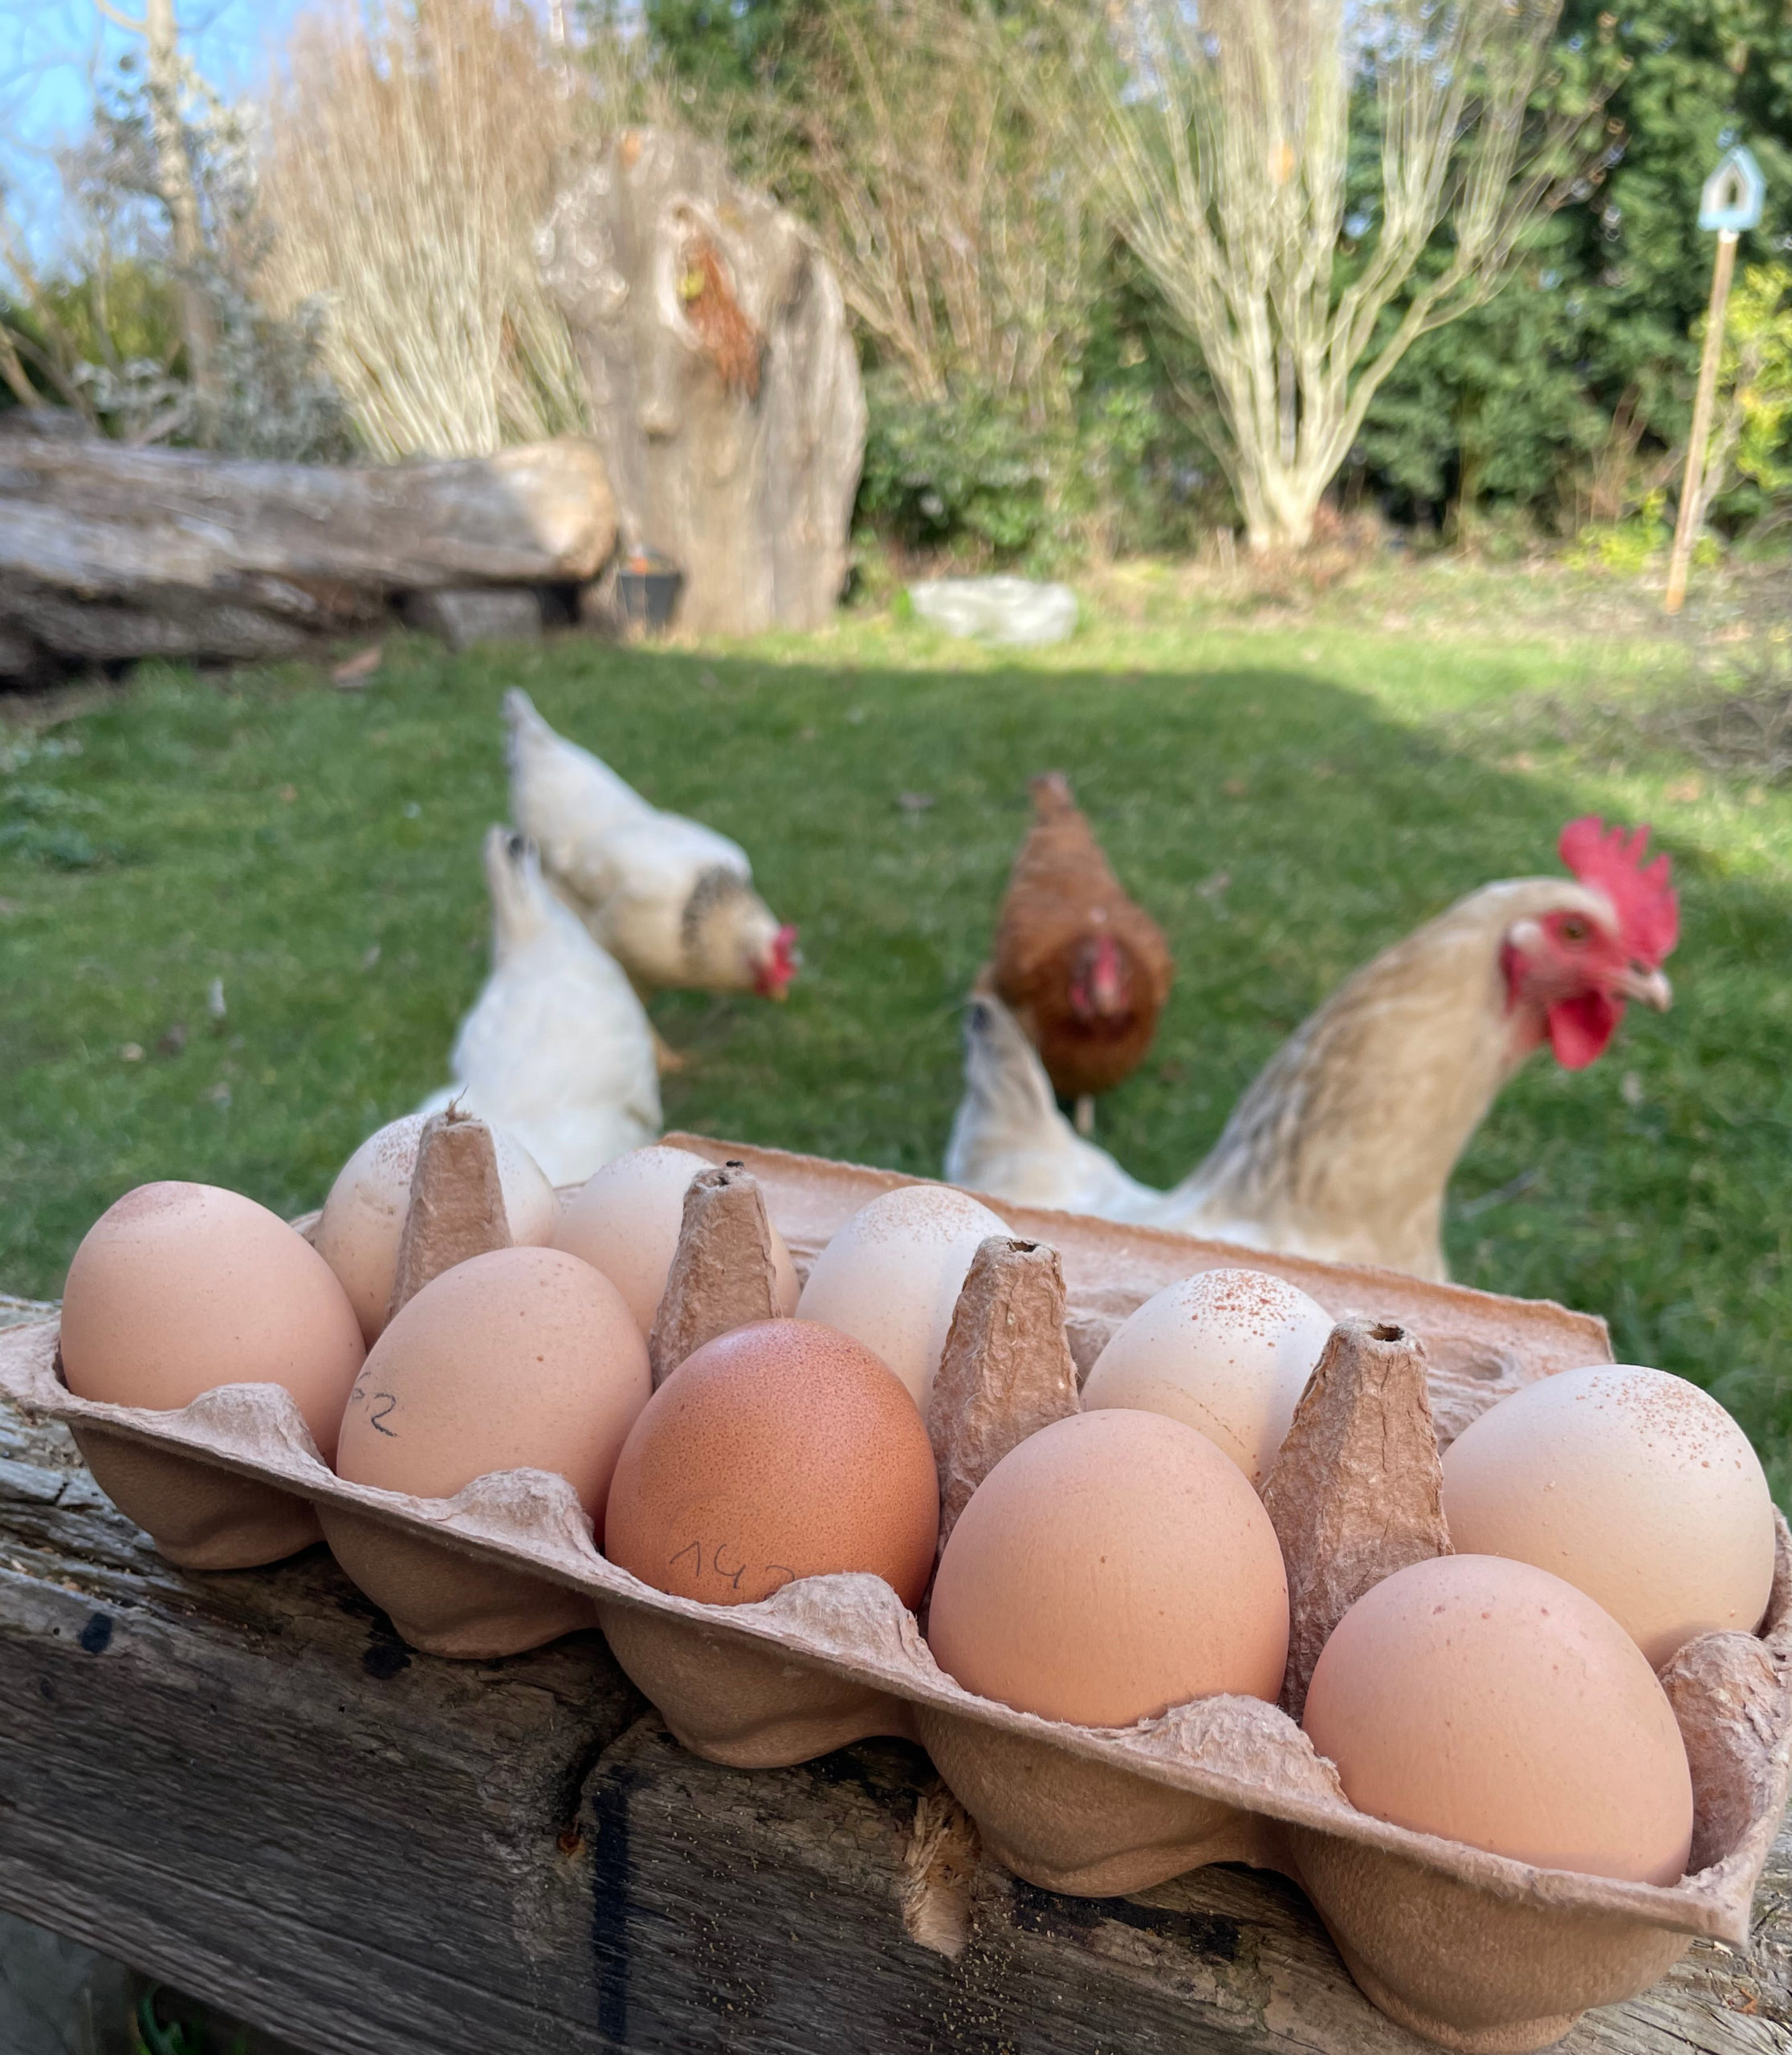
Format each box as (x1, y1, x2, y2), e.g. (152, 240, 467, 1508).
(0, 1377, 1786, 2053)
(0, 422, 616, 674)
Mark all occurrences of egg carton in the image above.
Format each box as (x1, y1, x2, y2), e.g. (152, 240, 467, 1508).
(2, 1133, 1788, 2055)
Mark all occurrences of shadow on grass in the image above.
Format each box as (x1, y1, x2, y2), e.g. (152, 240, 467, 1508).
(2, 631, 1788, 1492)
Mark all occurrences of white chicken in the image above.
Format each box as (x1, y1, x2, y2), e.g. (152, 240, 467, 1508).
(503, 689, 798, 1002)
(417, 827, 662, 1186)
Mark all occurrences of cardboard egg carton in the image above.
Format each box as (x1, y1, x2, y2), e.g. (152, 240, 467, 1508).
(3, 1129, 1788, 2054)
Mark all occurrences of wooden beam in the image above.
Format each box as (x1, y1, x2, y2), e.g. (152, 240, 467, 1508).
(1, 1388, 1786, 2053)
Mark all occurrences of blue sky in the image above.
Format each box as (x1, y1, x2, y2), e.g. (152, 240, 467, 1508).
(0, 0, 303, 259)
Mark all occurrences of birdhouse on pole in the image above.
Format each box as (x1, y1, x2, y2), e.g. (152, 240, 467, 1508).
(1698, 146, 1766, 234)
(1666, 145, 1767, 613)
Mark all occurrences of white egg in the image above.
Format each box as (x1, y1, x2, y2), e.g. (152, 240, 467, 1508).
(312, 1112, 559, 1345)
(554, 1144, 800, 1337)
(1081, 1268, 1334, 1486)
(796, 1183, 1010, 1408)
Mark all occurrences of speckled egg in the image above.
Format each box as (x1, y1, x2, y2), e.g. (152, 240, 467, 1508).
(927, 1409, 1289, 1727)
(796, 1184, 1010, 1408)
(1441, 1364, 1777, 1667)
(554, 1145, 800, 1337)
(60, 1181, 366, 1461)
(312, 1112, 559, 1345)
(604, 1319, 939, 1608)
(335, 1245, 650, 1525)
(1081, 1268, 1334, 1485)
(1303, 1553, 1694, 1882)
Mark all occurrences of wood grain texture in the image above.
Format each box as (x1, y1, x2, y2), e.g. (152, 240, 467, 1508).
(0, 429, 614, 667)
(1, 1388, 1786, 2055)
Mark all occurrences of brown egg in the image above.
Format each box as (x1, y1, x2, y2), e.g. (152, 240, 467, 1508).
(927, 1409, 1289, 1727)
(312, 1111, 559, 1346)
(1302, 1554, 1693, 1883)
(336, 1246, 650, 1525)
(604, 1319, 939, 1608)
(1441, 1365, 1777, 1668)
(796, 1184, 1010, 1409)
(555, 1144, 800, 1337)
(61, 1181, 365, 1462)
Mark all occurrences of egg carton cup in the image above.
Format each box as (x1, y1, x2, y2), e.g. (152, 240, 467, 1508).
(4, 1137, 1789, 2054)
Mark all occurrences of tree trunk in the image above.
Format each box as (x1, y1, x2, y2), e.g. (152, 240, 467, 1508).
(142, 0, 216, 421)
(0, 424, 614, 671)
(1236, 454, 1325, 552)
(538, 129, 865, 637)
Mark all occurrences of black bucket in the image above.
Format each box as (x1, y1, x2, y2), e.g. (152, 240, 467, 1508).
(618, 556, 682, 633)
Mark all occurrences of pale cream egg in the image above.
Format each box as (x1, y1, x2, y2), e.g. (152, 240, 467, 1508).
(1081, 1267, 1334, 1485)
(1441, 1364, 1777, 1667)
(313, 1111, 558, 1345)
(795, 1183, 1010, 1408)
(555, 1144, 799, 1337)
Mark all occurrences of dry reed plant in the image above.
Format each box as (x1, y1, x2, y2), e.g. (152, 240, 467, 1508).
(260, 0, 588, 458)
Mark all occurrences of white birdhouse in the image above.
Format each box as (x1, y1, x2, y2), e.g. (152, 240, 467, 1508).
(1698, 145, 1766, 234)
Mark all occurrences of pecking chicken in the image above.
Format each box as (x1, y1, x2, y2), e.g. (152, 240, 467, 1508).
(417, 827, 662, 1186)
(946, 817, 1677, 1282)
(504, 689, 798, 1011)
(991, 771, 1173, 1134)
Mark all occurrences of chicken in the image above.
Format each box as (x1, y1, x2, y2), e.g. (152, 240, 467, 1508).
(417, 827, 662, 1186)
(991, 772, 1173, 1134)
(503, 688, 797, 1003)
(946, 818, 1677, 1282)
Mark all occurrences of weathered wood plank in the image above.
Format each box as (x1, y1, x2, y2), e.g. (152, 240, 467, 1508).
(0, 429, 614, 665)
(0, 1389, 1786, 2054)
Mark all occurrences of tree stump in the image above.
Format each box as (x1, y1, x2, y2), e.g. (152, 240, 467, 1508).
(538, 128, 865, 637)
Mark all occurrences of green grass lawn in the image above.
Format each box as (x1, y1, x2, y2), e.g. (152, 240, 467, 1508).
(5, 564, 1791, 1500)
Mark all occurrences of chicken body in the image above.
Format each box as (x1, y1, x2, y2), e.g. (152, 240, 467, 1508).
(504, 689, 796, 999)
(948, 861, 1676, 1282)
(992, 773, 1172, 1115)
(418, 828, 662, 1186)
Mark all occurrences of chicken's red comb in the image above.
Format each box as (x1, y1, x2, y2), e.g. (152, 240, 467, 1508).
(1558, 816, 1679, 965)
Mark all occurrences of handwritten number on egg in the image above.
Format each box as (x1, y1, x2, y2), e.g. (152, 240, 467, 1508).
(667, 1539, 795, 1595)
(369, 1394, 400, 1437)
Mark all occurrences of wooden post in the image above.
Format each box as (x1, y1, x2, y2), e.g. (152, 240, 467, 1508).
(1665, 227, 1740, 616)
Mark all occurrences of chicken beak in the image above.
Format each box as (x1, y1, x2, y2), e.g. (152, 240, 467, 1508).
(1616, 964, 1673, 1011)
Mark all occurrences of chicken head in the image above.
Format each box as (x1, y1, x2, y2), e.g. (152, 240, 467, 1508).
(754, 923, 801, 1001)
(1501, 818, 1678, 1071)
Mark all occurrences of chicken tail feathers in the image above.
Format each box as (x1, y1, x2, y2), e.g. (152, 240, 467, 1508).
(482, 824, 557, 962)
(502, 687, 552, 771)
(945, 991, 1072, 1190)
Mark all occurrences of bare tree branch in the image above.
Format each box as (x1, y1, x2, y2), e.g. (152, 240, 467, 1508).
(1085, 0, 1608, 549)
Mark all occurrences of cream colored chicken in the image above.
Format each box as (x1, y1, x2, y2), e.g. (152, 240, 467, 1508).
(504, 690, 798, 1002)
(947, 820, 1678, 1282)
(417, 828, 661, 1186)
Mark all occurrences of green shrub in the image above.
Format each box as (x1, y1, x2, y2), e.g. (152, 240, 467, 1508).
(857, 372, 1056, 559)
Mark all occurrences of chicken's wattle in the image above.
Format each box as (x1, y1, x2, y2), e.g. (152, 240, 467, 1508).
(1546, 988, 1621, 1070)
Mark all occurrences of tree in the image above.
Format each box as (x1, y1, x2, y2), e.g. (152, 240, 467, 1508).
(1092, 0, 1610, 551)
(91, 0, 215, 415)
(1361, 0, 1792, 539)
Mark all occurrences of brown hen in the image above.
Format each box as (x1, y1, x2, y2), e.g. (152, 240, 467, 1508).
(991, 773, 1173, 1130)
